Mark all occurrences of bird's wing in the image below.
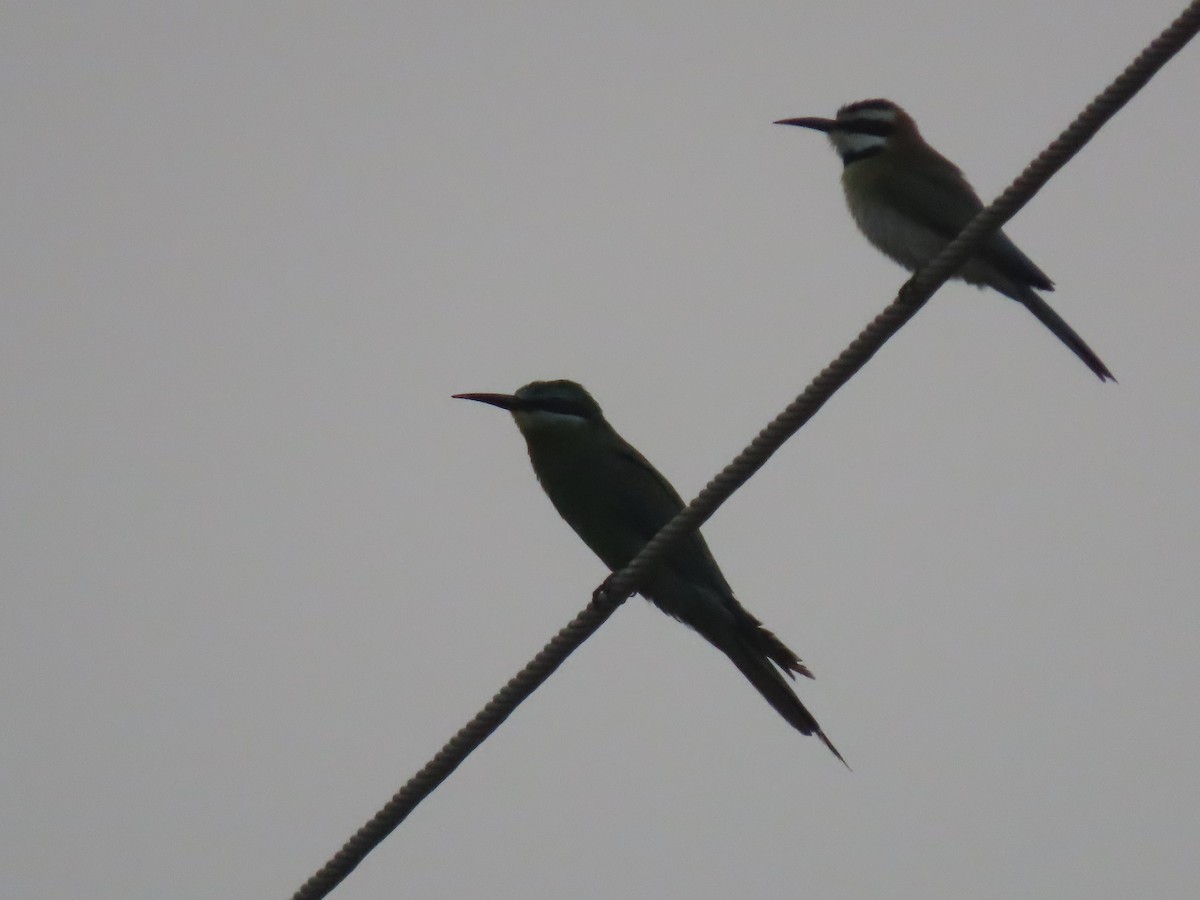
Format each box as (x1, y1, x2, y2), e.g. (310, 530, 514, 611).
(604, 443, 734, 592)
(606, 443, 815, 679)
(877, 157, 1053, 290)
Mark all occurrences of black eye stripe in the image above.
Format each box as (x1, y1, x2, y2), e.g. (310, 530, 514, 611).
(528, 397, 591, 418)
(837, 119, 893, 137)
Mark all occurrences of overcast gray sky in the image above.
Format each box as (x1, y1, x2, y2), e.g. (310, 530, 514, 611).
(4, 3, 1199, 898)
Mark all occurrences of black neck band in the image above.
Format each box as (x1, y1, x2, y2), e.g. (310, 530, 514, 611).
(841, 146, 883, 166)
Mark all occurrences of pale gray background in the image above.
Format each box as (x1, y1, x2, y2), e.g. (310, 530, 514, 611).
(4, 3, 1198, 898)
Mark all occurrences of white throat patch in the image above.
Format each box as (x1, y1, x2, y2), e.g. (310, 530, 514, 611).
(829, 130, 886, 157)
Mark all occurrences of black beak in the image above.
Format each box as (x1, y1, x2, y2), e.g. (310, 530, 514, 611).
(453, 392, 520, 411)
(774, 116, 838, 133)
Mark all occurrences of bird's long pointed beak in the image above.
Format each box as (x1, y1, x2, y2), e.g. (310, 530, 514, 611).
(453, 392, 520, 411)
(774, 116, 837, 132)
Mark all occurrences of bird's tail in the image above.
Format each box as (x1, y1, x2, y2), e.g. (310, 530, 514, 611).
(1017, 288, 1115, 382)
(720, 634, 847, 767)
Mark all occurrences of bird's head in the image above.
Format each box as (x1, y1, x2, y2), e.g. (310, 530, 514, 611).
(454, 380, 604, 436)
(776, 98, 922, 166)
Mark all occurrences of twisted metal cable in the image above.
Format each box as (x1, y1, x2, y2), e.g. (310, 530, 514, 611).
(291, 4, 1200, 897)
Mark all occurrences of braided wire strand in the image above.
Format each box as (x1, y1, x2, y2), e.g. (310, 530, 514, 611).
(292, 4, 1200, 897)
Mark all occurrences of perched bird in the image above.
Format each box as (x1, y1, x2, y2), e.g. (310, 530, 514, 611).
(455, 380, 843, 763)
(776, 98, 1114, 381)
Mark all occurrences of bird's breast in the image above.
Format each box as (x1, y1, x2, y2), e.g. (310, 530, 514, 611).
(841, 173, 947, 272)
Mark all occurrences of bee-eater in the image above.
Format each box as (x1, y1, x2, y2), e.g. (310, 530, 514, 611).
(455, 380, 843, 762)
(776, 98, 1114, 381)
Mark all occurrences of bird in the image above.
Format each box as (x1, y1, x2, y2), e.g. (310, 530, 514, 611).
(455, 380, 844, 763)
(775, 98, 1114, 382)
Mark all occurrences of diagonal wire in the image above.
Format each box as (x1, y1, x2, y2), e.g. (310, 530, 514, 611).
(291, 3, 1200, 897)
